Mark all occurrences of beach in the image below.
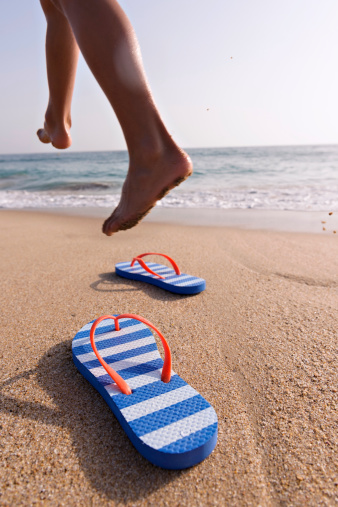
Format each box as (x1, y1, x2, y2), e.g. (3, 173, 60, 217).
(1, 209, 337, 506)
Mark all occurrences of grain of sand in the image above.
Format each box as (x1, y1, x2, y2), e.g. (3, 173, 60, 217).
(0, 210, 337, 506)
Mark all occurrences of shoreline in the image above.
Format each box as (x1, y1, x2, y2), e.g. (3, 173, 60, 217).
(1, 206, 336, 234)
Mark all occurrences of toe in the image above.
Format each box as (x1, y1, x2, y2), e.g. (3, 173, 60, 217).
(102, 224, 114, 236)
(102, 213, 118, 236)
(37, 128, 51, 144)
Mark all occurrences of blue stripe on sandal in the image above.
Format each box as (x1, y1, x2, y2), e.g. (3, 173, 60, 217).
(72, 315, 217, 469)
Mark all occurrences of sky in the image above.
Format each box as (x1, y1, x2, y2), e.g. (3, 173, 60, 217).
(0, 0, 338, 154)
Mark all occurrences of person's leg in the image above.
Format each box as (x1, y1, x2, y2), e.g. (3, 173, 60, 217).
(37, 0, 79, 149)
(53, 0, 192, 235)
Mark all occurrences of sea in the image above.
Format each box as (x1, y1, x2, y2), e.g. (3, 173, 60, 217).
(0, 145, 337, 212)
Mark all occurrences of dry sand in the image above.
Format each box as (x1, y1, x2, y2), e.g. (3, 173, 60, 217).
(0, 210, 337, 506)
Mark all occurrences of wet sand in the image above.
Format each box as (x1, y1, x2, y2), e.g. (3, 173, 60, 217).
(1, 210, 337, 506)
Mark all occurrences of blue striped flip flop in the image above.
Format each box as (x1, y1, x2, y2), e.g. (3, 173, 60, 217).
(115, 252, 206, 294)
(72, 314, 218, 469)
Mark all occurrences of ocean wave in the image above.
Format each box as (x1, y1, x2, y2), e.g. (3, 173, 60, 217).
(1, 186, 337, 211)
(45, 182, 114, 192)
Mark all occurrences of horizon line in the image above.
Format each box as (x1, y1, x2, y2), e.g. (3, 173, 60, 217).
(1, 142, 338, 157)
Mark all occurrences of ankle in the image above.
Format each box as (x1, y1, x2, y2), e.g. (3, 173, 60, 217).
(129, 137, 191, 172)
(45, 103, 72, 132)
(43, 104, 72, 149)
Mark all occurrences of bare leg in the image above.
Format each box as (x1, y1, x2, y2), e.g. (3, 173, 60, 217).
(42, 0, 192, 234)
(37, 0, 79, 149)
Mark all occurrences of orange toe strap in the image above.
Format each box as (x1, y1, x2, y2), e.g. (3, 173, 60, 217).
(131, 252, 181, 279)
(90, 314, 172, 395)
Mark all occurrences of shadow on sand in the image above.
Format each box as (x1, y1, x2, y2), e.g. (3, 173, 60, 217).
(0, 340, 187, 502)
(90, 272, 193, 302)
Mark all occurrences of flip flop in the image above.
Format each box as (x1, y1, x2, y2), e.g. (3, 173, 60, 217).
(115, 253, 206, 294)
(72, 314, 218, 469)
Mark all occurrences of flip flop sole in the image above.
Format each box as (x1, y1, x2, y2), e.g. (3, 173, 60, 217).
(72, 316, 217, 469)
(115, 261, 206, 295)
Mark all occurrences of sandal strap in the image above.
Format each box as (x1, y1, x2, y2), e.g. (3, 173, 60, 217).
(90, 314, 172, 395)
(90, 315, 132, 395)
(131, 252, 181, 279)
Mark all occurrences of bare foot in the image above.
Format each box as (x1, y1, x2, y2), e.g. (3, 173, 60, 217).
(37, 108, 72, 150)
(102, 148, 193, 236)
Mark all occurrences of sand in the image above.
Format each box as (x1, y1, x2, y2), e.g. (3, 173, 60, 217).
(0, 210, 337, 506)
